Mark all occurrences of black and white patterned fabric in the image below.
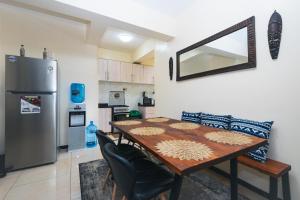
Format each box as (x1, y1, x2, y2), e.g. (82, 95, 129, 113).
(230, 117, 273, 162)
(200, 113, 231, 130)
(181, 111, 201, 123)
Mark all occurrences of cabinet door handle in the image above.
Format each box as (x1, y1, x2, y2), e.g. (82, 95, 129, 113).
(107, 72, 109, 80)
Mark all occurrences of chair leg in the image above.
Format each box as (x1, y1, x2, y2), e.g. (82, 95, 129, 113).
(230, 158, 238, 200)
(102, 168, 111, 190)
(112, 183, 117, 200)
(282, 173, 291, 200)
(169, 174, 183, 200)
(269, 176, 278, 200)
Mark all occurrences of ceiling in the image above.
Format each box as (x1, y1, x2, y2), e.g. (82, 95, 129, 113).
(1, 0, 182, 54)
(100, 28, 147, 52)
(132, 0, 195, 17)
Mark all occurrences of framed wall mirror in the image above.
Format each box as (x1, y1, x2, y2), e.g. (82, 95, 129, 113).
(176, 16, 256, 81)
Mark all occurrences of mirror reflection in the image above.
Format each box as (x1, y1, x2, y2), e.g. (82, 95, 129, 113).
(180, 27, 248, 76)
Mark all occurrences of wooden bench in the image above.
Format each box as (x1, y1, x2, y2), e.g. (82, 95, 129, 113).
(237, 155, 291, 200)
(211, 155, 291, 200)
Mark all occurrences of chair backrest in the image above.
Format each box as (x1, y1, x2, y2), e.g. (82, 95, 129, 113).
(96, 130, 116, 160)
(103, 143, 136, 199)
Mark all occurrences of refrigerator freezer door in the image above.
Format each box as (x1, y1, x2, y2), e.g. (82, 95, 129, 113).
(5, 55, 57, 92)
(5, 92, 57, 170)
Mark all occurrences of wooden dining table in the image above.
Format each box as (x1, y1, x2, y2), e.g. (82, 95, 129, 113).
(110, 118, 267, 200)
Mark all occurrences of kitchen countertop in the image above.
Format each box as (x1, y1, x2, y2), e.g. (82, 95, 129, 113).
(138, 103, 155, 107)
(98, 103, 129, 108)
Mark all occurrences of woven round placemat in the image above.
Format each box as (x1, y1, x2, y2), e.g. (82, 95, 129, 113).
(169, 122, 200, 130)
(155, 140, 213, 161)
(114, 120, 141, 126)
(129, 127, 165, 136)
(204, 131, 253, 145)
(146, 118, 170, 123)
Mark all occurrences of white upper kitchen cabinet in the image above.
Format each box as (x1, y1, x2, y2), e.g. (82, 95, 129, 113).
(98, 59, 108, 81)
(143, 66, 155, 84)
(120, 62, 133, 83)
(107, 60, 121, 82)
(132, 64, 144, 83)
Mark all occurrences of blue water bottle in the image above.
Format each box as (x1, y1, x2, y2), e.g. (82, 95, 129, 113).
(71, 83, 85, 103)
(86, 121, 97, 148)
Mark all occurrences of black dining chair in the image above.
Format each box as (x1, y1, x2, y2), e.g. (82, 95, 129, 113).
(96, 130, 146, 161)
(103, 143, 175, 200)
(96, 130, 148, 189)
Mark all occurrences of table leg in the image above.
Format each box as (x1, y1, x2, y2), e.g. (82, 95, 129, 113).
(169, 174, 183, 200)
(282, 173, 291, 200)
(230, 158, 238, 200)
(269, 176, 278, 200)
(117, 132, 123, 145)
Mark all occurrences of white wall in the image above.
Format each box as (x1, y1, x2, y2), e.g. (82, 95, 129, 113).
(155, 0, 300, 199)
(98, 48, 133, 63)
(133, 39, 156, 62)
(0, 3, 99, 149)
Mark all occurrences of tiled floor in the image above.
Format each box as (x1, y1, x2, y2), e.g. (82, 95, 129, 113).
(0, 146, 102, 200)
(0, 142, 266, 200)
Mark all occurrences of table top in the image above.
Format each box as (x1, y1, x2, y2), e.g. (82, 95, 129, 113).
(111, 118, 267, 175)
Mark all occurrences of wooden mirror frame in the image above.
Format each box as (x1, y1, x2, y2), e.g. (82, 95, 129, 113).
(176, 16, 256, 81)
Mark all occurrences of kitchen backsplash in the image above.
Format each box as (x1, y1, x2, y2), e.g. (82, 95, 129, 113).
(99, 82, 155, 110)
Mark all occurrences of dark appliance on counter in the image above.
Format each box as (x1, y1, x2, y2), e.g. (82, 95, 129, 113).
(142, 91, 154, 106)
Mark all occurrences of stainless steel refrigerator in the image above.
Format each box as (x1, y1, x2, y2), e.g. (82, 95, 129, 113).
(5, 55, 58, 171)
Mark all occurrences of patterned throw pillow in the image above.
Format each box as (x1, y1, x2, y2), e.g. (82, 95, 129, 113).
(181, 111, 201, 123)
(230, 117, 274, 162)
(200, 113, 231, 130)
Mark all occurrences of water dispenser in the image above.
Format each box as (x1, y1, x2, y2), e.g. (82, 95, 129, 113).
(71, 83, 85, 103)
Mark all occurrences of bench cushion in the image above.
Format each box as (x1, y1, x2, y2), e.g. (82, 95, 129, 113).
(238, 155, 291, 177)
(181, 111, 201, 123)
(230, 117, 273, 162)
(200, 113, 231, 130)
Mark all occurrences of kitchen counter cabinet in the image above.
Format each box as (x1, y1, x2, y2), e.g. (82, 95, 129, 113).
(138, 106, 156, 119)
(99, 108, 112, 133)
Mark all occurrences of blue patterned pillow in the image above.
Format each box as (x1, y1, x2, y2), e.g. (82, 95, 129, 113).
(181, 111, 201, 123)
(201, 113, 231, 130)
(230, 117, 273, 162)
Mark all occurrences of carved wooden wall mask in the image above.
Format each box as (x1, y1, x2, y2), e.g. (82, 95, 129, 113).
(268, 11, 282, 59)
